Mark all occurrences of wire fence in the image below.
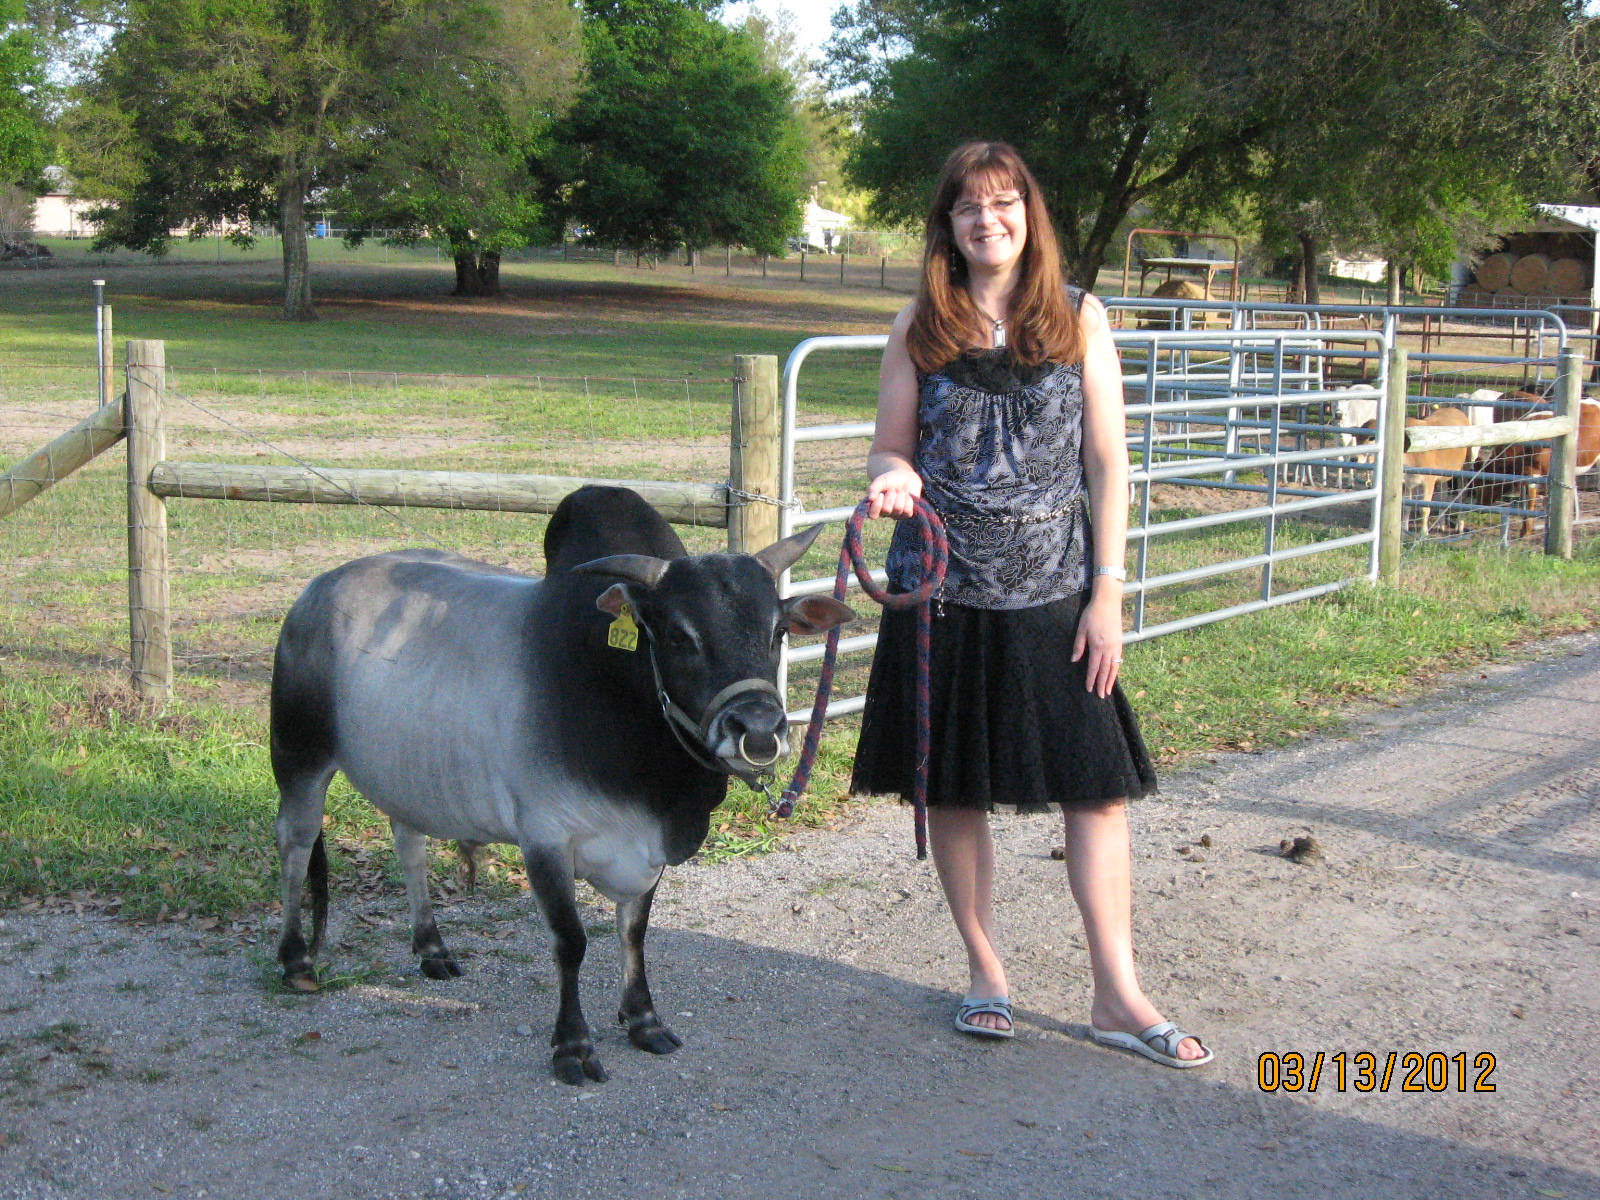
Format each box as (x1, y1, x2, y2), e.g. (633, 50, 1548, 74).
(1, 357, 735, 701)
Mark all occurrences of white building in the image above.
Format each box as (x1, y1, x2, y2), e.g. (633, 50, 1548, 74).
(799, 198, 851, 253)
(28, 167, 99, 237)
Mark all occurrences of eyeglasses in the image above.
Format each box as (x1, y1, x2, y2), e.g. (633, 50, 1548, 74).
(949, 193, 1024, 222)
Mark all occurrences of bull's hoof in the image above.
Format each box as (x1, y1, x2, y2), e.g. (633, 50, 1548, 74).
(419, 951, 463, 980)
(552, 1044, 608, 1085)
(282, 964, 319, 993)
(626, 1020, 682, 1055)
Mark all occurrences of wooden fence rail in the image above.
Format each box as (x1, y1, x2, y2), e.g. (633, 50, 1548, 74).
(147, 463, 729, 527)
(0, 397, 126, 519)
(116, 341, 782, 702)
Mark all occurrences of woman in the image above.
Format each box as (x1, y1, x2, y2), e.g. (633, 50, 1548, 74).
(852, 141, 1210, 1067)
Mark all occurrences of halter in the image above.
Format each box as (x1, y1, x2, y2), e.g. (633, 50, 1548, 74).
(643, 638, 784, 785)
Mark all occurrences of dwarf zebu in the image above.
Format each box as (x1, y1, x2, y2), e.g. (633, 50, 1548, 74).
(270, 485, 854, 1083)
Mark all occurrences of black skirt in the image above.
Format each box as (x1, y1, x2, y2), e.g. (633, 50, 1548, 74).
(851, 591, 1158, 812)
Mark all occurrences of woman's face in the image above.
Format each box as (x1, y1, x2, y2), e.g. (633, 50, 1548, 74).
(950, 176, 1027, 278)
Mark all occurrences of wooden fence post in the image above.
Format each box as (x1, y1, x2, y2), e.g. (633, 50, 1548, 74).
(1377, 343, 1408, 585)
(728, 354, 781, 554)
(1545, 349, 1580, 559)
(126, 339, 171, 703)
(100, 304, 115, 409)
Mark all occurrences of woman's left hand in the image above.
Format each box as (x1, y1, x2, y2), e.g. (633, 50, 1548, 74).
(1072, 590, 1125, 698)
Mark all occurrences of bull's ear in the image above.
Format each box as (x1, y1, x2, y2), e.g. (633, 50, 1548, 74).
(781, 594, 856, 635)
(595, 582, 633, 616)
(572, 554, 669, 588)
(753, 523, 827, 578)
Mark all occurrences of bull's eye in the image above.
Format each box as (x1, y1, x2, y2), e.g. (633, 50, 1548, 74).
(666, 625, 699, 653)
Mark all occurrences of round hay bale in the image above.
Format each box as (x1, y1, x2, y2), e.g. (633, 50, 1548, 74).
(1150, 278, 1208, 301)
(1508, 253, 1550, 295)
(1545, 257, 1589, 298)
(1138, 278, 1215, 328)
(1473, 252, 1513, 292)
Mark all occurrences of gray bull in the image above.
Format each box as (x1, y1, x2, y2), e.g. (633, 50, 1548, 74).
(270, 485, 853, 1083)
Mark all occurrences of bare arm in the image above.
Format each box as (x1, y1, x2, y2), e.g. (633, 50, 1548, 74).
(864, 303, 922, 520)
(1073, 293, 1131, 696)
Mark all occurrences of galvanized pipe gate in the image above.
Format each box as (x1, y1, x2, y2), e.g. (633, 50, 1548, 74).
(775, 305, 1586, 720)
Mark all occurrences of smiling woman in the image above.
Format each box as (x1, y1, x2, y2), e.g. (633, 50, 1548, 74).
(852, 140, 1210, 1064)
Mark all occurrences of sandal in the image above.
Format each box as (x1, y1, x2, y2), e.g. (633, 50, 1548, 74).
(955, 995, 1014, 1040)
(1089, 1021, 1212, 1068)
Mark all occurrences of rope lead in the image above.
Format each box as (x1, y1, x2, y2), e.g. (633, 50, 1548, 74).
(777, 497, 948, 859)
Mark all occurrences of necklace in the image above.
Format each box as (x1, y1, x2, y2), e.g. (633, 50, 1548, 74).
(973, 302, 1008, 348)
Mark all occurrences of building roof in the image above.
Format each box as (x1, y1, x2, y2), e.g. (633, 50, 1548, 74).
(1534, 204, 1600, 234)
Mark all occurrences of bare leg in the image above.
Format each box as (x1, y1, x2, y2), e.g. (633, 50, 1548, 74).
(1062, 801, 1205, 1061)
(927, 806, 1010, 1033)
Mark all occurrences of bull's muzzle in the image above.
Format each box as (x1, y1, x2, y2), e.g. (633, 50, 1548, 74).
(701, 678, 788, 774)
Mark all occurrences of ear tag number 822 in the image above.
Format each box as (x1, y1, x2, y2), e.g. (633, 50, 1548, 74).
(608, 601, 639, 652)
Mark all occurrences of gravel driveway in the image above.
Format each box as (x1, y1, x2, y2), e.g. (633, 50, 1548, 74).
(2, 633, 1597, 1200)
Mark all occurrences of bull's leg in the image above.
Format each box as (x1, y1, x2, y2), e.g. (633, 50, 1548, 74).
(393, 819, 461, 980)
(521, 845, 606, 1084)
(274, 762, 335, 993)
(616, 878, 681, 1055)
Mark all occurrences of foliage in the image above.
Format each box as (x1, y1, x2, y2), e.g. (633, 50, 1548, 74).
(62, 0, 416, 320)
(1241, 0, 1589, 288)
(827, 0, 1277, 286)
(827, 0, 1598, 289)
(333, 0, 581, 297)
(0, 0, 50, 188)
(60, 0, 579, 315)
(548, 0, 807, 255)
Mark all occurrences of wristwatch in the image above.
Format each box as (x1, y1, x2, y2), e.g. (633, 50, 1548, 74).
(1092, 565, 1127, 581)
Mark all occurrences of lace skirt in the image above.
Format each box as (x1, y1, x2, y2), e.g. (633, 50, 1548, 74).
(850, 590, 1157, 812)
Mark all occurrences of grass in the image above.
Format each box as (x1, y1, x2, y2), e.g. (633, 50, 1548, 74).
(2, 254, 1599, 922)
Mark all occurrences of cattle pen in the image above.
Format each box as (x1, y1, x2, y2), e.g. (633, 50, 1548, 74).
(0, 301, 1591, 722)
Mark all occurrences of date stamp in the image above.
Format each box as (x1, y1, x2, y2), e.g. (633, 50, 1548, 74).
(1257, 1051, 1497, 1093)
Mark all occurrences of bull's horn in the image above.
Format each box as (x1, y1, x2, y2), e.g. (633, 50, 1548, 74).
(571, 554, 670, 588)
(753, 524, 826, 578)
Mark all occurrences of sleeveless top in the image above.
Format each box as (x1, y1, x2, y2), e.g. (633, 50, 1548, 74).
(885, 323, 1092, 610)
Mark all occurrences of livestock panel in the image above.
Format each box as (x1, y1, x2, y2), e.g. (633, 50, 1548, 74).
(774, 328, 1389, 721)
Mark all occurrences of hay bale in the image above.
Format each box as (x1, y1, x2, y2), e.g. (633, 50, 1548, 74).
(1150, 278, 1208, 301)
(1545, 257, 1589, 298)
(1138, 277, 1221, 329)
(1508, 253, 1550, 295)
(1474, 252, 1513, 292)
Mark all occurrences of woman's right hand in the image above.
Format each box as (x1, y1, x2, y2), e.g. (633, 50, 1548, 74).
(865, 466, 922, 520)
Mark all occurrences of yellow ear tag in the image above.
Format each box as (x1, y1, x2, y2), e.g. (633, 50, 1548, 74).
(607, 601, 639, 652)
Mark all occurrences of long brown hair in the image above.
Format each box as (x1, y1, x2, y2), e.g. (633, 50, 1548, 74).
(906, 141, 1083, 373)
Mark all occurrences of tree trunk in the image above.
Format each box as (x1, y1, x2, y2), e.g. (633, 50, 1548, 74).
(1386, 259, 1402, 307)
(279, 167, 316, 322)
(450, 235, 502, 297)
(1298, 232, 1320, 305)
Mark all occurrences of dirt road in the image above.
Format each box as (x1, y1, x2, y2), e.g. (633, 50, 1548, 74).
(2, 633, 1597, 1200)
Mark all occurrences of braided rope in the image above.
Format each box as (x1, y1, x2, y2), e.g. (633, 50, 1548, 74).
(778, 497, 948, 859)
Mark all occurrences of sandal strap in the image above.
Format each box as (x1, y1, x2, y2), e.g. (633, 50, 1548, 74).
(960, 998, 1013, 1019)
(1140, 1021, 1204, 1058)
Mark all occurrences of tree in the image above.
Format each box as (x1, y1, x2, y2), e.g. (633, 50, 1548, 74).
(333, 0, 581, 296)
(0, 0, 50, 189)
(63, 0, 414, 320)
(1240, 0, 1588, 303)
(548, 0, 807, 257)
(828, 0, 1596, 292)
(827, 0, 1273, 287)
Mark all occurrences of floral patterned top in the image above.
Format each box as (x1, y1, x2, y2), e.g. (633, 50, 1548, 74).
(885, 339, 1091, 610)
